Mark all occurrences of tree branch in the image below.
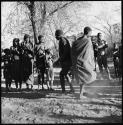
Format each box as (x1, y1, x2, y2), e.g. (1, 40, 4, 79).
(91, 25, 109, 36)
(48, 1, 74, 17)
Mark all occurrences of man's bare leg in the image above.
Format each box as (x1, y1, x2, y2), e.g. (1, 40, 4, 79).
(105, 67, 112, 80)
(80, 83, 86, 99)
(66, 74, 74, 93)
(47, 81, 50, 90)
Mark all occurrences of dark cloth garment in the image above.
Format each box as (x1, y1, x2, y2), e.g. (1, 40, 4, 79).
(59, 37, 72, 66)
(21, 41, 34, 84)
(2, 54, 12, 80)
(11, 60, 22, 81)
(119, 45, 122, 66)
(10, 45, 22, 81)
(71, 36, 96, 84)
(2, 54, 12, 90)
(21, 55, 32, 82)
(60, 64, 71, 92)
(58, 37, 72, 92)
(92, 42, 98, 58)
(118, 45, 122, 76)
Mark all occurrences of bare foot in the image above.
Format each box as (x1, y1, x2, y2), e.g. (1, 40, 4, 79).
(108, 76, 113, 80)
(79, 95, 87, 100)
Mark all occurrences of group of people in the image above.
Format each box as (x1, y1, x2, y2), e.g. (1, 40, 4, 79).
(2, 34, 54, 92)
(92, 33, 122, 80)
(55, 27, 122, 98)
(1, 26, 122, 99)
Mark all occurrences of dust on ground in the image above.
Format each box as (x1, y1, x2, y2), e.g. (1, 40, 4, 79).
(1, 68, 122, 123)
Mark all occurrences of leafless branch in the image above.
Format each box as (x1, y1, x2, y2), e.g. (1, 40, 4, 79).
(48, 1, 74, 17)
(91, 25, 109, 35)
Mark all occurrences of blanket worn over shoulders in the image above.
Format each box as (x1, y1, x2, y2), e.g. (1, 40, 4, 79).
(71, 36, 96, 84)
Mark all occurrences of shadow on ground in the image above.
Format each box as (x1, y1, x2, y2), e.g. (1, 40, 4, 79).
(1, 87, 72, 99)
(49, 113, 122, 123)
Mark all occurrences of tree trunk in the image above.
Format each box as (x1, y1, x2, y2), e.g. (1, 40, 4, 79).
(31, 19, 37, 44)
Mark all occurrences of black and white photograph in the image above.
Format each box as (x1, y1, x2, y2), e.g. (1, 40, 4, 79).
(1, 1, 122, 123)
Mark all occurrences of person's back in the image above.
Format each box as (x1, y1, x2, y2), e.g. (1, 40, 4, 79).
(72, 35, 95, 81)
(71, 27, 96, 99)
(59, 37, 72, 66)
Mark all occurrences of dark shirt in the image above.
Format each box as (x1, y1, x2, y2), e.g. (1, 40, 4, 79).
(59, 37, 71, 65)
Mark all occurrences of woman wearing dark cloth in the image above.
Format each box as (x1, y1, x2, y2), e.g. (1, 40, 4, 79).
(10, 38, 22, 89)
(71, 27, 96, 99)
(21, 34, 34, 89)
(2, 48, 12, 91)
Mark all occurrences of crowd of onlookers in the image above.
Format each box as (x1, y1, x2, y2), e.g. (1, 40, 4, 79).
(1, 27, 122, 99)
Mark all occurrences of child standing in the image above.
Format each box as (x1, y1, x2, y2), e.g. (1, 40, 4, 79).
(45, 49, 54, 90)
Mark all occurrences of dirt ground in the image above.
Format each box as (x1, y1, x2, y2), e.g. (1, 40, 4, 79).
(1, 67, 122, 123)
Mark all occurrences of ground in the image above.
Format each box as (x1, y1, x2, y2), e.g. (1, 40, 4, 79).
(1, 65, 122, 123)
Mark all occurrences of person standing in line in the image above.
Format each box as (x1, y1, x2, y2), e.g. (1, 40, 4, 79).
(2, 48, 12, 92)
(45, 48, 54, 90)
(21, 34, 34, 90)
(34, 35, 46, 90)
(96, 33, 112, 80)
(71, 27, 96, 99)
(10, 38, 22, 90)
(55, 29, 74, 93)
